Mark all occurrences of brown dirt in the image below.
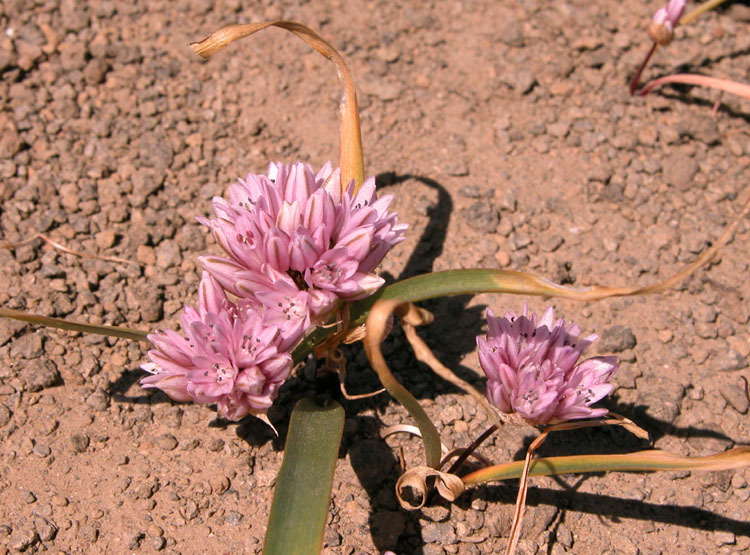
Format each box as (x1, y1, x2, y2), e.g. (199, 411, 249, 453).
(1, 0, 750, 553)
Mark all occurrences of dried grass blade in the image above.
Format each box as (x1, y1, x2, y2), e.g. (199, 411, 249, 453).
(0, 307, 149, 342)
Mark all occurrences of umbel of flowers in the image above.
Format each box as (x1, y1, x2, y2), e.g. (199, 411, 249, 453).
(200, 161, 407, 338)
(477, 305, 618, 425)
(141, 272, 295, 420)
(141, 162, 406, 420)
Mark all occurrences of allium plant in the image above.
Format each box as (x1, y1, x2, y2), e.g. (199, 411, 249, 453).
(2, 18, 749, 555)
(140, 272, 298, 421)
(199, 161, 406, 339)
(630, 0, 750, 101)
(477, 305, 618, 425)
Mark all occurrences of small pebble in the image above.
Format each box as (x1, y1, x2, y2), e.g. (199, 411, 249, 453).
(94, 230, 117, 248)
(210, 475, 231, 495)
(225, 511, 244, 525)
(597, 326, 637, 353)
(10, 527, 38, 551)
(657, 329, 673, 343)
(33, 442, 51, 457)
(556, 523, 574, 548)
(662, 153, 698, 191)
(147, 525, 164, 537)
(155, 434, 178, 451)
(719, 382, 749, 414)
(0, 404, 11, 426)
(70, 433, 90, 453)
(715, 531, 736, 546)
(714, 350, 748, 372)
(125, 530, 144, 549)
(464, 201, 499, 233)
(151, 535, 167, 550)
(206, 437, 225, 452)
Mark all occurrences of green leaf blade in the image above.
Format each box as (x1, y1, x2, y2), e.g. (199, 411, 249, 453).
(264, 398, 345, 555)
(462, 447, 750, 485)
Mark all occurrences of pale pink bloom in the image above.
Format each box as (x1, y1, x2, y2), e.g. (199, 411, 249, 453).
(140, 272, 295, 421)
(649, 0, 686, 44)
(199, 162, 406, 336)
(653, 0, 686, 31)
(477, 305, 618, 425)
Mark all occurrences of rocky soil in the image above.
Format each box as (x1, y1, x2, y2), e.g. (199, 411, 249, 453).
(1, 0, 749, 553)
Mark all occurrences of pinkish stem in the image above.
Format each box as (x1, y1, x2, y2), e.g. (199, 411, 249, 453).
(629, 42, 658, 95)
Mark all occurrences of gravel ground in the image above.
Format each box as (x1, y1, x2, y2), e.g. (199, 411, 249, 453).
(1, 0, 749, 553)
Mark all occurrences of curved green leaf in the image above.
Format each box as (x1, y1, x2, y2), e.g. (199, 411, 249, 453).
(295, 232, 747, 363)
(293, 268, 622, 363)
(264, 397, 345, 555)
(363, 300, 442, 468)
(462, 447, 750, 485)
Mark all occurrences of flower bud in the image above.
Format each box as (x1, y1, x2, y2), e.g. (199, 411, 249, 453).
(648, 0, 686, 46)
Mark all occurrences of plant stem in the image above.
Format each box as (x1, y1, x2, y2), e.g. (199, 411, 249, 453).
(630, 42, 657, 95)
(446, 424, 498, 474)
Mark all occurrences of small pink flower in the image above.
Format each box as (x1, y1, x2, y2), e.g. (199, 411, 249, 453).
(477, 305, 618, 426)
(648, 0, 686, 45)
(140, 272, 296, 421)
(199, 162, 406, 336)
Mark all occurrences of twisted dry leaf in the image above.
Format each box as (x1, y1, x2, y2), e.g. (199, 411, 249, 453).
(395, 466, 465, 510)
(190, 21, 364, 191)
(401, 321, 502, 428)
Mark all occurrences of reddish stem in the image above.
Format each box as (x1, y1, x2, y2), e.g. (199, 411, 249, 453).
(446, 424, 498, 474)
(629, 42, 658, 95)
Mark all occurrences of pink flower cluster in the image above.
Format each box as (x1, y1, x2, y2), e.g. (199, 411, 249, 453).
(141, 273, 294, 421)
(141, 162, 405, 420)
(477, 306, 618, 426)
(200, 162, 406, 339)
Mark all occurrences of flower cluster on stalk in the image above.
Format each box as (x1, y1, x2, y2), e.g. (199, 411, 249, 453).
(477, 305, 618, 426)
(141, 162, 405, 420)
(648, 0, 686, 45)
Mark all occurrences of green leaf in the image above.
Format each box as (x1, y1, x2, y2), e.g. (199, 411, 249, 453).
(264, 397, 345, 555)
(293, 268, 574, 363)
(363, 299, 443, 468)
(461, 447, 750, 485)
(294, 237, 742, 362)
